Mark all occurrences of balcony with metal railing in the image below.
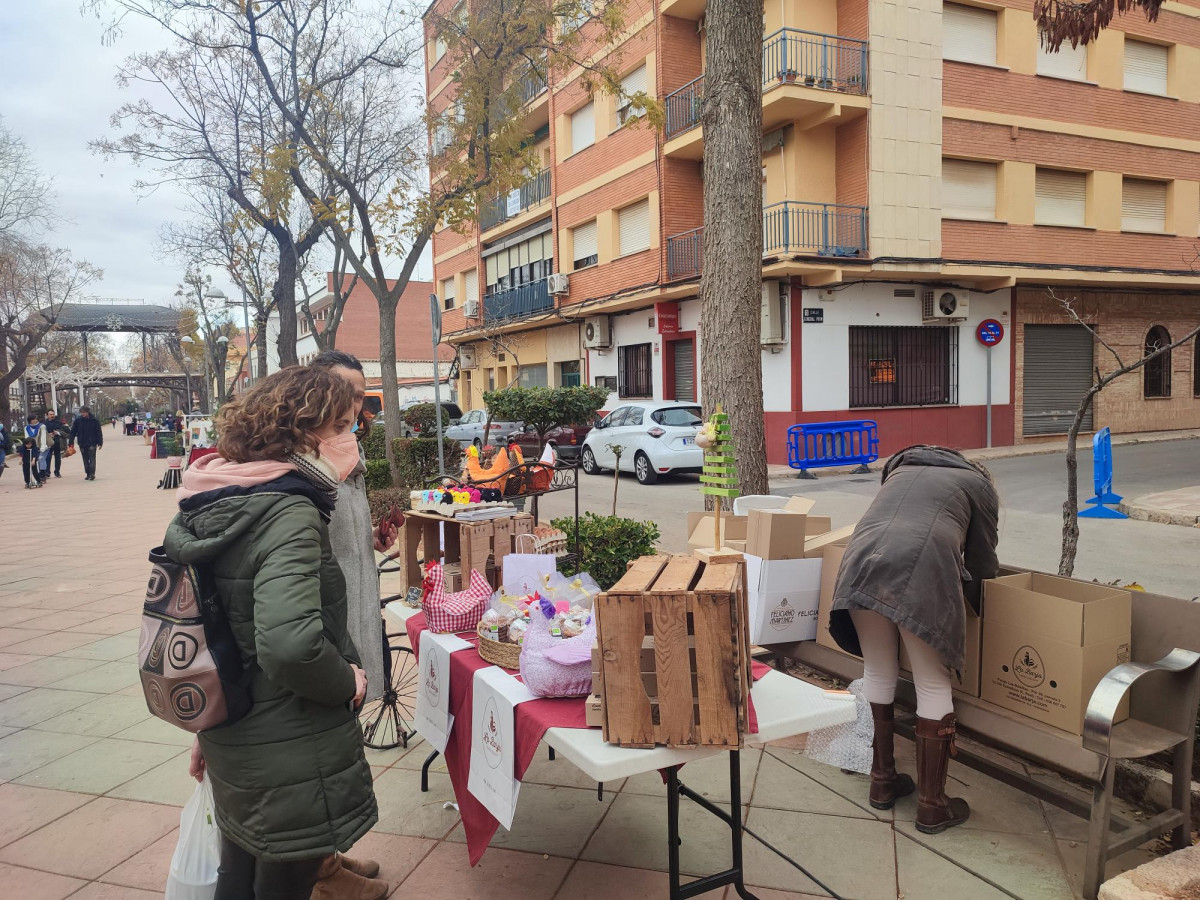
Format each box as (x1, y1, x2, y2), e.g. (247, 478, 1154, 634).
(483, 278, 555, 323)
(665, 201, 868, 280)
(480, 169, 552, 233)
(662, 30, 869, 156)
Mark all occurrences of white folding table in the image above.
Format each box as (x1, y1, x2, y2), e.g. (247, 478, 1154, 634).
(384, 601, 856, 899)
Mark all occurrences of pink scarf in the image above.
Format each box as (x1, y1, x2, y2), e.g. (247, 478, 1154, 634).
(176, 453, 297, 503)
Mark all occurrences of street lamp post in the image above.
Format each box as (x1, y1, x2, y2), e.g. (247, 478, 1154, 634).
(179, 336, 196, 412)
(205, 287, 253, 388)
(34, 347, 48, 412)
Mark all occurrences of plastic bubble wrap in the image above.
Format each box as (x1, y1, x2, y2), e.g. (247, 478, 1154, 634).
(803, 679, 874, 775)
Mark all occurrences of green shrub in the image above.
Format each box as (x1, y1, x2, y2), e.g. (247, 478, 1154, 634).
(392, 437, 464, 489)
(551, 512, 660, 590)
(401, 403, 450, 435)
(365, 459, 393, 491)
(362, 424, 388, 460)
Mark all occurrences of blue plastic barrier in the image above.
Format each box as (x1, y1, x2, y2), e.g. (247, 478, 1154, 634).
(787, 420, 879, 478)
(1079, 427, 1127, 519)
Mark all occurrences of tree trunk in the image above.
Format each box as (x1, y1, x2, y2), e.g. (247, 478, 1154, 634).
(255, 312, 269, 379)
(699, 0, 769, 499)
(1059, 387, 1099, 577)
(273, 241, 299, 368)
(378, 292, 402, 477)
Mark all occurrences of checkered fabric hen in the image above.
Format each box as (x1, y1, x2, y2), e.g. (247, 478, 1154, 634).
(420, 561, 492, 634)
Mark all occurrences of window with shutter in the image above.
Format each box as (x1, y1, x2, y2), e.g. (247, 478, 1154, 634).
(570, 101, 595, 154)
(943, 4, 998, 66)
(1038, 40, 1087, 81)
(1124, 40, 1168, 95)
(942, 159, 997, 220)
(1035, 169, 1087, 227)
(617, 199, 651, 256)
(441, 277, 456, 310)
(573, 220, 598, 270)
(617, 64, 649, 125)
(464, 269, 479, 309)
(1121, 178, 1167, 233)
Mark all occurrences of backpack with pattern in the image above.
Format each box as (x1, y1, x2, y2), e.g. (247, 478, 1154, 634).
(138, 547, 250, 732)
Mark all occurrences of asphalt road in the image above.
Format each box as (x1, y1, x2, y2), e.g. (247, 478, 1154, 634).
(536, 438, 1200, 599)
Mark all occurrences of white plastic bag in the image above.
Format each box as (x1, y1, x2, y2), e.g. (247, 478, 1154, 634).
(803, 679, 874, 775)
(165, 774, 221, 900)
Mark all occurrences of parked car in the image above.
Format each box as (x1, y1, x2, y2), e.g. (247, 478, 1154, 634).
(363, 392, 463, 436)
(580, 401, 703, 484)
(444, 408, 523, 449)
(503, 422, 595, 460)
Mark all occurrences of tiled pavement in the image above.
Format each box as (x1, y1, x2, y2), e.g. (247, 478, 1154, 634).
(0, 435, 1167, 899)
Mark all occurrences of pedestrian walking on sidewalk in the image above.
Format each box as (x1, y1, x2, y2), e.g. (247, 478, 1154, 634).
(24, 414, 50, 485)
(43, 411, 68, 478)
(68, 406, 104, 481)
(123, 413, 134, 436)
(828, 445, 999, 835)
(0, 420, 9, 478)
(166, 366, 380, 900)
(18, 435, 42, 488)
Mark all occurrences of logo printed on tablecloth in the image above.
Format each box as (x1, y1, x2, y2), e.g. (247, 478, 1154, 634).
(481, 696, 503, 769)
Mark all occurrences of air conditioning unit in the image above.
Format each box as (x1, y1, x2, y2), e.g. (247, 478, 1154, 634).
(463, 297, 480, 318)
(458, 345, 477, 369)
(547, 272, 570, 295)
(583, 315, 612, 349)
(922, 288, 969, 322)
(760, 280, 789, 345)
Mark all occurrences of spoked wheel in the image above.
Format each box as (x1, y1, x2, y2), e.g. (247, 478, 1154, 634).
(360, 642, 418, 750)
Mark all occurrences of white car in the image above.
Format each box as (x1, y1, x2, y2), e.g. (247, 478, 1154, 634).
(580, 401, 704, 484)
(444, 408, 523, 449)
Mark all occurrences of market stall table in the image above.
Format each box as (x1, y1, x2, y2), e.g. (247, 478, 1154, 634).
(385, 603, 856, 900)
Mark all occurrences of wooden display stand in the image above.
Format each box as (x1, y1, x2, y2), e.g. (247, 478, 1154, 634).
(594, 554, 751, 749)
(396, 508, 534, 591)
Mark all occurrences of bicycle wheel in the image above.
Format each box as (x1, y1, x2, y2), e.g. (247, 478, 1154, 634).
(360, 642, 418, 750)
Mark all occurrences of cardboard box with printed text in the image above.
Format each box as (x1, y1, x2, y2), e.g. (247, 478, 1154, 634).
(981, 573, 1131, 735)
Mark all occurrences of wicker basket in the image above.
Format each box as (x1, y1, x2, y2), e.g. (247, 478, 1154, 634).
(477, 635, 522, 670)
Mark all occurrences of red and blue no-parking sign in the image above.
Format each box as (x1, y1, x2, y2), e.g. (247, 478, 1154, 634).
(976, 318, 1005, 347)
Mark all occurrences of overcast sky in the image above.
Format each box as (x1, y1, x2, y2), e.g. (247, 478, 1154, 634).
(0, 0, 431, 318)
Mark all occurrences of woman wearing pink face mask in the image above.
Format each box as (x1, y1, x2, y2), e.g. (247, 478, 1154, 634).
(163, 365, 377, 900)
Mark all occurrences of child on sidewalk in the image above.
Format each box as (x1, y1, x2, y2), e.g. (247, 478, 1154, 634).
(18, 435, 42, 489)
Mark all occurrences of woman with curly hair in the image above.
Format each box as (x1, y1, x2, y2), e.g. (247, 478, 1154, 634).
(162, 365, 380, 900)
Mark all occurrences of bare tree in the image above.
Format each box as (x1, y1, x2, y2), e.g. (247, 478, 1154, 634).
(699, 0, 768, 498)
(1046, 289, 1200, 576)
(175, 270, 240, 406)
(91, 38, 334, 367)
(160, 181, 279, 378)
(0, 117, 56, 241)
(0, 241, 102, 422)
(297, 240, 360, 353)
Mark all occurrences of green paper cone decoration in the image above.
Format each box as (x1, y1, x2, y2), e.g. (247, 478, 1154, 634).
(699, 405, 739, 501)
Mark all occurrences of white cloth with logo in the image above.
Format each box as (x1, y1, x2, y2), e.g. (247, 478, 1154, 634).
(414, 631, 472, 753)
(467, 666, 537, 830)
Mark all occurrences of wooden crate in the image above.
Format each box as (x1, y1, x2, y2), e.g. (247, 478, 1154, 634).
(594, 554, 751, 748)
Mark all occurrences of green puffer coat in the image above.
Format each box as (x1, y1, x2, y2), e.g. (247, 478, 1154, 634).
(164, 487, 378, 861)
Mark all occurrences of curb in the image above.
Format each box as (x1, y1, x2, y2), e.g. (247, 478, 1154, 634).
(1117, 503, 1200, 528)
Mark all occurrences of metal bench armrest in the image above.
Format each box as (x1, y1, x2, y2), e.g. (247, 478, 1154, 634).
(1082, 648, 1200, 756)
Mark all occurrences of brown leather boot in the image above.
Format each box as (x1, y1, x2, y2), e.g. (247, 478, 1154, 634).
(868, 702, 915, 810)
(310, 853, 389, 900)
(915, 713, 970, 834)
(340, 855, 381, 879)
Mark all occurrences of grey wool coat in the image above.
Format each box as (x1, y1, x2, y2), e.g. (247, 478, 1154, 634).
(329, 452, 385, 703)
(829, 446, 1000, 673)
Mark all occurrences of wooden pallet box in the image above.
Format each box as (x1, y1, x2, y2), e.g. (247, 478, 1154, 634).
(594, 554, 751, 748)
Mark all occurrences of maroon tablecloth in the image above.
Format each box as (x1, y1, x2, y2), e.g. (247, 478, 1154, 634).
(407, 612, 767, 866)
(188, 446, 218, 466)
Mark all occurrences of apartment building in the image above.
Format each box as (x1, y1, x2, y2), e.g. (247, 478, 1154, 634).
(426, 0, 1200, 462)
(295, 273, 456, 401)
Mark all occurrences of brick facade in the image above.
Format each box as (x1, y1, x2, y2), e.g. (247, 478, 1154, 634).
(1014, 287, 1200, 440)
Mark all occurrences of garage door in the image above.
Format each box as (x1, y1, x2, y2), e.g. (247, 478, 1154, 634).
(672, 339, 695, 402)
(1022, 325, 1094, 435)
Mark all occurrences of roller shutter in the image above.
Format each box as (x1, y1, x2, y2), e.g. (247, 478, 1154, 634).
(1022, 325, 1094, 435)
(672, 339, 695, 402)
(1124, 40, 1168, 95)
(943, 4, 997, 67)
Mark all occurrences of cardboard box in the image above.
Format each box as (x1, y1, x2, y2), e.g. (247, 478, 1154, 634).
(782, 496, 816, 515)
(803, 525, 856, 558)
(744, 554, 823, 644)
(686, 511, 747, 552)
(900, 603, 982, 697)
(585, 693, 604, 728)
(981, 573, 1131, 735)
(725, 539, 747, 553)
(815, 545, 858, 656)
(746, 508, 810, 560)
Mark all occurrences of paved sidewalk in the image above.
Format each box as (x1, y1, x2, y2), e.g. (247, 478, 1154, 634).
(0, 436, 1167, 899)
(1119, 486, 1200, 527)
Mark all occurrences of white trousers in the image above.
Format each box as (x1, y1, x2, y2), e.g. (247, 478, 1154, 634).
(849, 608, 955, 721)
